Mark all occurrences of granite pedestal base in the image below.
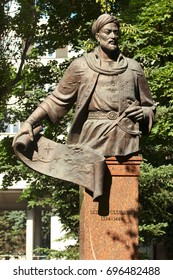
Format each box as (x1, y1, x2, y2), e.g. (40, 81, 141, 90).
(80, 156, 142, 260)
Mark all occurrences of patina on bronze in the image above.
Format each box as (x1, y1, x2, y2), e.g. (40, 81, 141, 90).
(13, 14, 155, 199)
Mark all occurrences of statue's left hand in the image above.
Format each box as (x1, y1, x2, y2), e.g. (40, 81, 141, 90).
(125, 106, 144, 122)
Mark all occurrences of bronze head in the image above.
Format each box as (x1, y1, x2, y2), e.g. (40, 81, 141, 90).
(91, 14, 120, 37)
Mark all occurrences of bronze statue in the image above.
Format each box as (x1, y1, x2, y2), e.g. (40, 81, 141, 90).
(13, 14, 155, 200)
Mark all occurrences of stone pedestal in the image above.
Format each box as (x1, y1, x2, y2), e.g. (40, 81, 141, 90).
(80, 156, 142, 260)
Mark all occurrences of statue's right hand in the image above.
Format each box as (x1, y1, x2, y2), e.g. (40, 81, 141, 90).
(12, 122, 34, 147)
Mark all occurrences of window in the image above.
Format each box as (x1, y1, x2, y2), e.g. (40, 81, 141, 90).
(1, 121, 20, 134)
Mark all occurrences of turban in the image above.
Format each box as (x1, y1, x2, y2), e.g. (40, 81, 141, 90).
(92, 14, 120, 36)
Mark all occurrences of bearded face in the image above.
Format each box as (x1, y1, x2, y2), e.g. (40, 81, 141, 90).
(95, 22, 119, 54)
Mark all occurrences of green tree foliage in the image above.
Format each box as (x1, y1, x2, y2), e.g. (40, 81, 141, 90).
(0, 0, 173, 259)
(139, 162, 173, 241)
(0, 211, 26, 256)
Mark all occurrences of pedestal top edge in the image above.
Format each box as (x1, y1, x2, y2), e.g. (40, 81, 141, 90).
(105, 155, 143, 165)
